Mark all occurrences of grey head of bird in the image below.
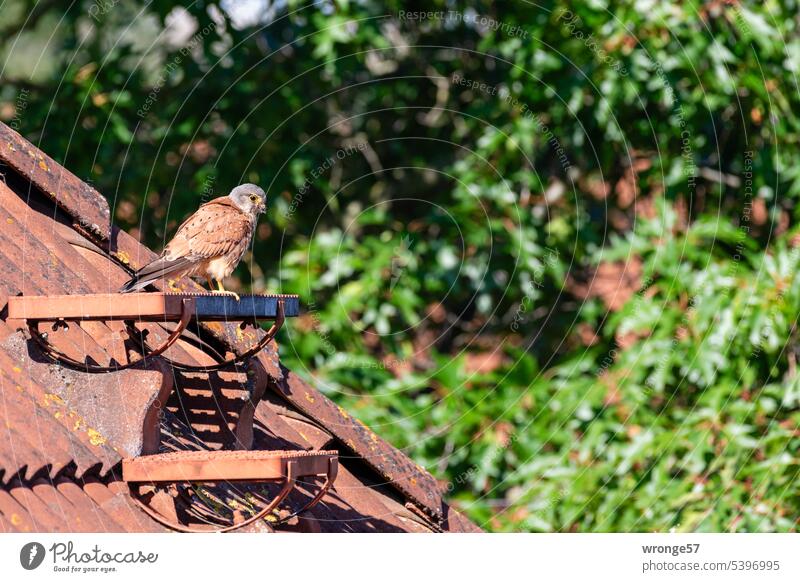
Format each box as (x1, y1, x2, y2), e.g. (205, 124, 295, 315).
(229, 183, 266, 216)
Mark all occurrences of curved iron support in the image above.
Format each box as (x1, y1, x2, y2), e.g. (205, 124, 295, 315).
(128, 454, 337, 533)
(27, 298, 195, 373)
(272, 456, 338, 526)
(130, 461, 299, 533)
(160, 300, 285, 372)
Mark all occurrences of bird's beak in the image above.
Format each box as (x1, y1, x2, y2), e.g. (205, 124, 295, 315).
(259, 202, 266, 214)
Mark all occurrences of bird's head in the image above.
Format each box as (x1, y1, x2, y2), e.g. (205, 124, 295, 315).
(229, 184, 266, 216)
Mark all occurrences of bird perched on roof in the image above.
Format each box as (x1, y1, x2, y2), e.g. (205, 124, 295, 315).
(120, 184, 266, 300)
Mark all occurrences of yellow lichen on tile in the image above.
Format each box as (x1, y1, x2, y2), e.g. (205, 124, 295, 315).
(10, 513, 21, 526)
(87, 428, 107, 446)
(42, 393, 65, 407)
(38, 160, 49, 172)
(12, 366, 21, 373)
(115, 250, 130, 265)
(337, 405, 349, 419)
(193, 486, 225, 512)
(355, 418, 379, 442)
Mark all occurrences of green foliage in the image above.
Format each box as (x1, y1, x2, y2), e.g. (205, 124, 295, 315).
(2, 0, 799, 531)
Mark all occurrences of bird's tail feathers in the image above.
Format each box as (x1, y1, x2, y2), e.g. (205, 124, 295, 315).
(119, 276, 146, 293)
(119, 256, 193, 293)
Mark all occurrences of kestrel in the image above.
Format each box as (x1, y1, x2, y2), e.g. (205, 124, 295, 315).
(120, 184, 266, 299)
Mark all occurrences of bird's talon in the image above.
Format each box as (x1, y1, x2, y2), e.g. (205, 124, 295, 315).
(212, 289, 240, 301)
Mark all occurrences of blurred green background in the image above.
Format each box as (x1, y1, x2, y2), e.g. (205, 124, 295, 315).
(2, 0, 799, 532)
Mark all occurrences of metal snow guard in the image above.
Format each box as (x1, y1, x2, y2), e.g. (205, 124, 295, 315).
(8, 292, 299, 373)
(8, 292, 300, 322)
(123, 449, 339, 533)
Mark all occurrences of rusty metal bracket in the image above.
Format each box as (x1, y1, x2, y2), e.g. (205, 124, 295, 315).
(26, 298, 195, 373)
(277, 453, 339, 524)
(155, 300, 286, 373)
(123, 450, 338, 533)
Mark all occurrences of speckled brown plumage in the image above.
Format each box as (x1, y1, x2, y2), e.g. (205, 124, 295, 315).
(165, 197, 254, 280)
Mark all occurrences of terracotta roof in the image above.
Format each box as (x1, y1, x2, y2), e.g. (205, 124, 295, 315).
(0, 122, 480, 533)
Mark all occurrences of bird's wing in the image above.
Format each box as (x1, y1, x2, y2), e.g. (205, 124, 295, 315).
(164, 196, 253, 261)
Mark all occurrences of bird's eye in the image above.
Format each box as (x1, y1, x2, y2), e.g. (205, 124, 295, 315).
(249, 194, 258, 202)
